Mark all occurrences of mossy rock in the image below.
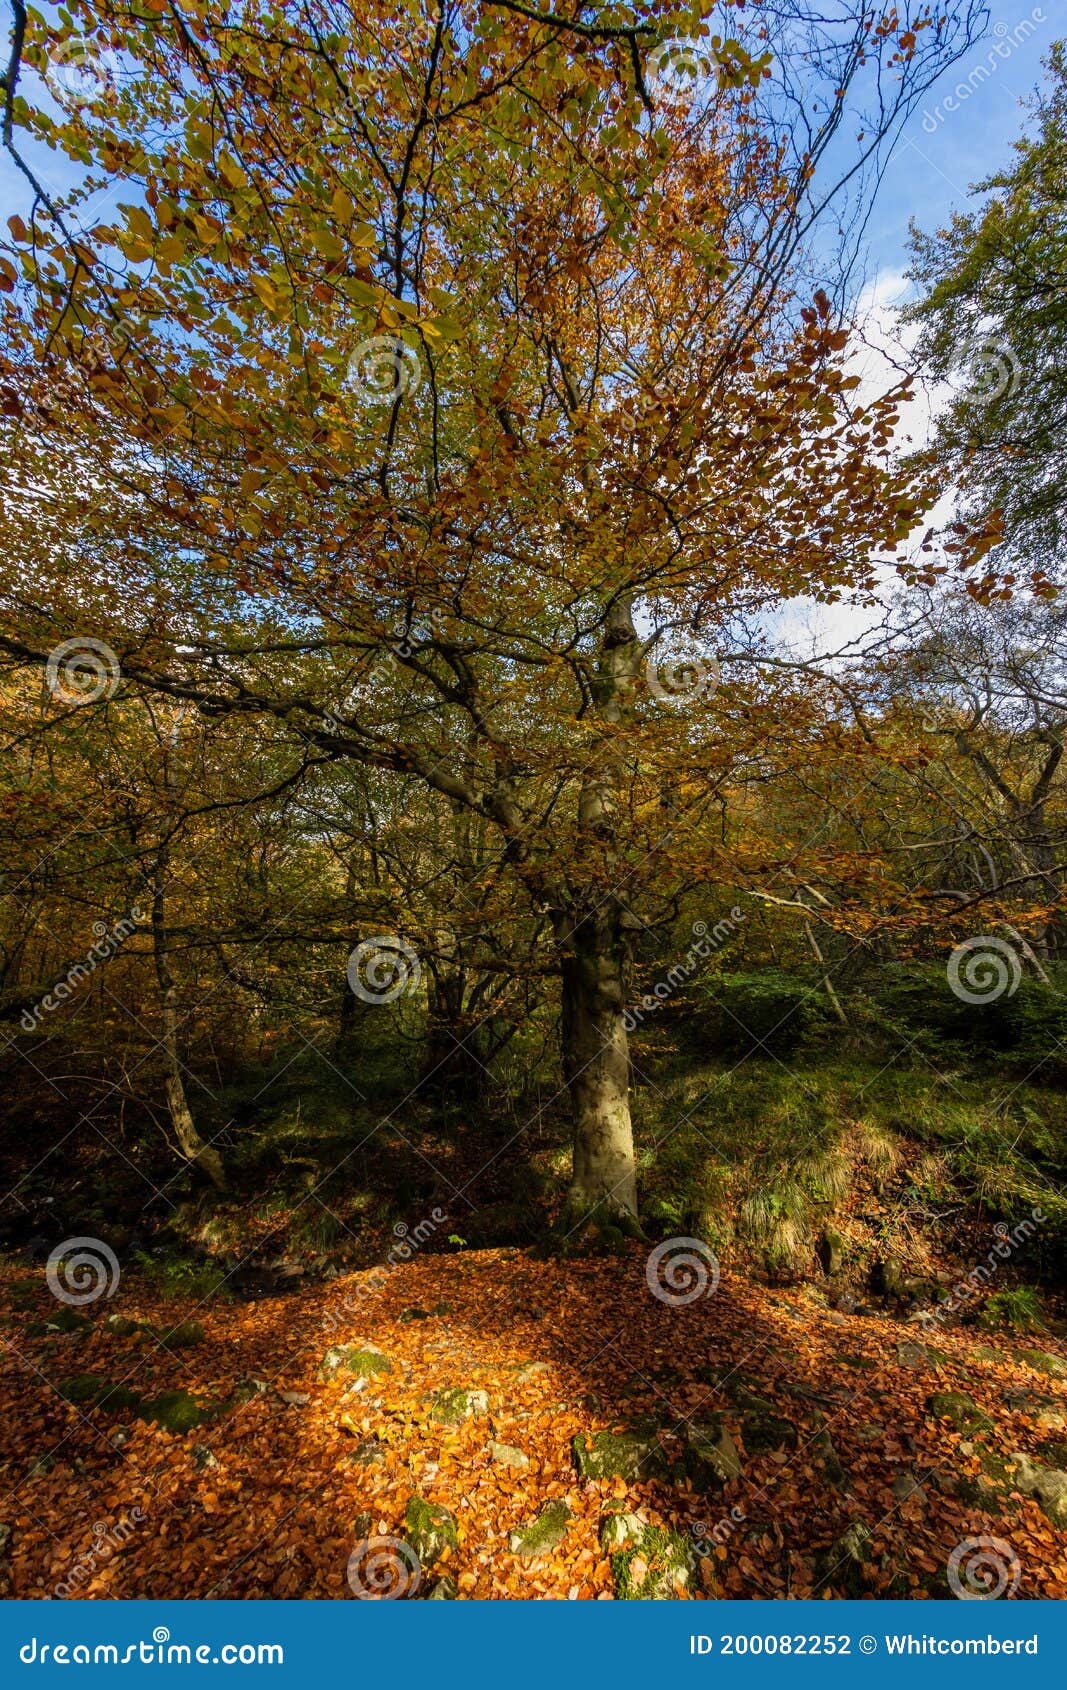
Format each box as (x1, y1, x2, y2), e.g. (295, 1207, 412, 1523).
(684, 1417, 742, 1491)
(1012, 1453, 1067, 1528)
(813, 1521, 873, 1597)
(611, 1524, 696, 1600)
(104, 1313, 147, 1338)
(95, 1384, 144, 1413)
(1003, 1389, 1066, 1430)
(28, 1308, 92, 1336)
(1018, 1349, 1067, 1381)
(57, 1374, 106, 1404)
(138, 1389, 215, 1434)
(509, 1500, 573, 1559)
(159, 1320, 204, 1349)
(926, 1390, 992, 1434)
(488, 1442, 529, 1471)
(742, 1408, 797, 1454)
(573, 1425, 668, 1482)
(319, 1344, 392, 1382)
(403, 1496, 458, 1567)
(968, 1344, 1007, 1366)
(429, 1387, 489, 1424)
(599, 1510, 645, 1552)
(508, 1361, 552, 1384)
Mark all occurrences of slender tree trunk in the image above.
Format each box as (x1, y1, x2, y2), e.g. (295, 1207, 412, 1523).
(557, 906, 638, 1228)
(556, 593, 642, 1234)
(150, 854, 226, 1190)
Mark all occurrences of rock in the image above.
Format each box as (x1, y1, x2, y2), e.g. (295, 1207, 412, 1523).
(319, 1344, 392, 1382)
(509, 1361, 553, 1383)
(57, 1374, 106, 1404)
(896, 1340, 931, 1370)
(104, 1313, 145, 1338)
(399, 1307, 431, 1323)
(278, 1389, 311, 1406)
(95, 1384, 143, 1413)
(1012, 1453, 1067, 1527)
(814, 1521, 873, 1597)
(159, 1320, 204, 1349)
(425, 1574, 458, 1600)
(741, 1408, 797, 1454)
(509, 1500, 573, 1559)
(350, 1437, 386, 1466)
(488, 1442, 529, 1471)
(598, 1510, 645, 1552)
(191, 1444, 218, 1469)
(813, 1423, 850, 1493)
(1018, 1349, 1067, 1381)
(892, 1471, 927, 1505)
(429, 1387, 489, 1424)
(684, 1417, 743, 1491)
(139, 1389, 215, 1434)
(818, 1228, 846, 1276)
(403, 1496, 458, 1567)
(968, 1344, 1006, 1366)
(926, 1390, 992, 1434)
(352, 1511, 374, 1539)
(573, 1425, 668, 1482)
(611, 1523, 697, 1600)
(28, 1307, 91, 1336)
(1003, 1390, 1066, 1430)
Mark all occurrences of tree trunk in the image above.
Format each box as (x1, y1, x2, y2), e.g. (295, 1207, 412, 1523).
(150, 856, 227, 1190)
(557, 907, 638, 1230)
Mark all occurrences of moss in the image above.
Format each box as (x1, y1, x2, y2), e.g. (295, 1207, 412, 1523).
(28, 1308, 92, 1336)
(573, 1425, 668, 1481)
(488, 1442, 529, 1471)
(611, 1524, 695, 1600)
(813, 1521, 873, 1597)
(429, 1387, 489, 1424)
(57, 1374, 105, 1404)
(1018, 1349, 1067, 1380)
(509, 1500, 573, 1559)
(318, 1343, 393, 1381)
(926, 1390, 993, 1434)
(95, 1384, 144, 1413)
(403, 1496, 458, 1567)
(158, 1320, 205, 1349)
(742, 1408, 798, 1453)
(139, 1389, 215, 1433)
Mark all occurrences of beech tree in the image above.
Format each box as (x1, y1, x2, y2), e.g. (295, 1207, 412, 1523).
(0, 0, 985, 1230)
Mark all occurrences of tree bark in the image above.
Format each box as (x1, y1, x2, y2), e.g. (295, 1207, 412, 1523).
(557, 906, 638, 1228)
(151, 854, 227, 1190)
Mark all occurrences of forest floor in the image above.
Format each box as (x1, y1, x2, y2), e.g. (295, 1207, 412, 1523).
(2, 1242, 1067, 1601)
